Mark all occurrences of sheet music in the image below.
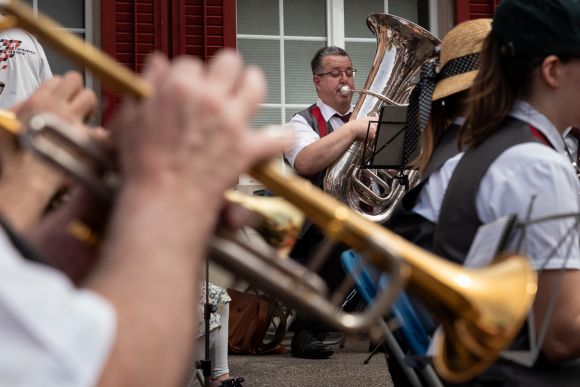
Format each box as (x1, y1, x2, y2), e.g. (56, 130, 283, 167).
(362, 105, 409, 169)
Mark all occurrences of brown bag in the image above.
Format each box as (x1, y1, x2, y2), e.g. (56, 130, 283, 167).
(227, 288, 289, 355)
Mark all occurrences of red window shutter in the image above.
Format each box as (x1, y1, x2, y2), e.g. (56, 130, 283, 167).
(101, 0, 169, 123)
(100, 0, 236, 122)
(455, 0, 501, 23)
(172, 0, 237, 61)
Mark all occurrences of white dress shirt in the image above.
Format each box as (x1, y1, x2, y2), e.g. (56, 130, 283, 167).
(0, 229, 116, 387)
(284, 98, 353, 168)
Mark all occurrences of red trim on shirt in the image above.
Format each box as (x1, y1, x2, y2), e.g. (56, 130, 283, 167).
(529, 125, 554, 149)
(311, 105, 327, 138)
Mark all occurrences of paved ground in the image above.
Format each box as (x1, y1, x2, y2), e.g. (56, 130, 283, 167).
(199, 268, 395, 386)
(226, 334, 394, 387)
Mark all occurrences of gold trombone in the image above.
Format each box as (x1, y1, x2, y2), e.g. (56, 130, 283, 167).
(0, 0, 537, 382)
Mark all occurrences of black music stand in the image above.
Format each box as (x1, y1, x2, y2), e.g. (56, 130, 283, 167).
(361, 104, 417, 170)
(361, 104, 420, 190)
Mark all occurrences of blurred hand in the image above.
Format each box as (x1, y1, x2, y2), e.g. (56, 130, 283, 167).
(112, 50, 293, 214)
(13, 71, 97, 125)
(0, 72, 99, 231)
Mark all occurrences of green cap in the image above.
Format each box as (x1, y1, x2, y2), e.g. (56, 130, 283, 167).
(493, 0, 580, 57)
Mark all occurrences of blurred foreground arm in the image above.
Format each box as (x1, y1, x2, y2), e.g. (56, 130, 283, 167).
(85, 51, 292, 387)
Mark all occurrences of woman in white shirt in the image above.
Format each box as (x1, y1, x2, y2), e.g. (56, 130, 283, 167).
(415, 0, 580, 385)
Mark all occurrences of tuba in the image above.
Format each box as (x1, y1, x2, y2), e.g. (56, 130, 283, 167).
(324, 14, 440, 223)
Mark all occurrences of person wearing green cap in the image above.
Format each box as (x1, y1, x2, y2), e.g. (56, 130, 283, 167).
(408, 0, 580, 385)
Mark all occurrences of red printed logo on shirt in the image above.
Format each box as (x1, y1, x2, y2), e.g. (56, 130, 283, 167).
(0, 39, 22, 70)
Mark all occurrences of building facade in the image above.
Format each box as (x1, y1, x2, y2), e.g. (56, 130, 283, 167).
(20, 0, 499, 124)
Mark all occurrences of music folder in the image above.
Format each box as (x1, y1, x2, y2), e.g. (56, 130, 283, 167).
(361, 104, 412, 169)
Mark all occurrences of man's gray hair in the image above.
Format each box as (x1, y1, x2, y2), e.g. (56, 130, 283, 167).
(310, 46, 350, 75)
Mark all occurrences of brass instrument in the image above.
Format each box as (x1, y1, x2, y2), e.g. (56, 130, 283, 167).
(23, 112, 304, 254)
(339, 84, 402, 105)
(0, 1, 538, 382)
(324, 14, 440, 223)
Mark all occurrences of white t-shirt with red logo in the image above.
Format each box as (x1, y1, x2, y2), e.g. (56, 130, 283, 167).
(0, 28, 52, 109)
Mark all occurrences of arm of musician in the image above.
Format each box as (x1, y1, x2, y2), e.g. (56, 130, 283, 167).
(81, 51, 292, 387)
(0, 72, 97, 232)
(479, 152, 580, 364)
(293, 117, 374, 176)
(534, 269, 580, 363)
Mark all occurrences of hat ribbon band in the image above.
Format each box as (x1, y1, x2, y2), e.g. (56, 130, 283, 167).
(438, 52, 481, 81)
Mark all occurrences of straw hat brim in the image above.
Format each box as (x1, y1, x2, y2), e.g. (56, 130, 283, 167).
(432, 70, 477, 101)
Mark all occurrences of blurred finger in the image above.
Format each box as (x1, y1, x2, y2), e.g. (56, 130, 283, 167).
(52, 71, 84, 101)
(31, 75, 63, 98)
(238, 127, 295, 169)
(230, 65, 266, 122)
(220, 201, 260, 231)
(8, 100, 24, 114)
(206, 49, 243, 95)
(18, 76, 63, 113)
(68, 88, 98, 123)
(162, 56, 203, 104)
(142, 53, 170, 89)
(369, 123, 377, 138)
(87, 126, 113, 150)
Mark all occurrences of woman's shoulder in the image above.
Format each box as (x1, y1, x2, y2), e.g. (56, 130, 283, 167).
(486, 142, 579, 195)
(496, 142, 572, 171)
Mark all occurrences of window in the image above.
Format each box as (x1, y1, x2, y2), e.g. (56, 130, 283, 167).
(237, 0, 433, 129)
(22, 0, 93, 87)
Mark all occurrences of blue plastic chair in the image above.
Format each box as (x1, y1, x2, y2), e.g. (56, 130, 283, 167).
(341, 249, 443, 387)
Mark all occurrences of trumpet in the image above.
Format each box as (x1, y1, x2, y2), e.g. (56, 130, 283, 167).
(0, 0, 538, 382)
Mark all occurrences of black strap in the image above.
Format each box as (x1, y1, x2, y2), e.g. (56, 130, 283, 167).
(402, 62, 437, 165)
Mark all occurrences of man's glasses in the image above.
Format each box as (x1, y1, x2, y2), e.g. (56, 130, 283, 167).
(316, 69, 357, 78)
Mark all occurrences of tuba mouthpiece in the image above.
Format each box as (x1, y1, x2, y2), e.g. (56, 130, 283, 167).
(340, 85, 352, 96)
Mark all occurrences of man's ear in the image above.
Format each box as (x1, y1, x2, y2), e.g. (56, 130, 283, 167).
(313, 75, 321, 91)
(540, 55, 562, 89)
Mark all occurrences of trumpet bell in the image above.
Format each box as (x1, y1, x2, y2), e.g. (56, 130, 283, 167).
(224, 190, 304, 256)
(429, 255, 537, 382)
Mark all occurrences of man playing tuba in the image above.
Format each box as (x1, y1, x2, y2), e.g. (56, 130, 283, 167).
(283, 46, 374, 359)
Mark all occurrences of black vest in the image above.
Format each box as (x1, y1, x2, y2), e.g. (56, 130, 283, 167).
(433, 117, 542, 264)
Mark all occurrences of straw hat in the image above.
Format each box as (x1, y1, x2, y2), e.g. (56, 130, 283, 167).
(432, 18, 492, 101)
